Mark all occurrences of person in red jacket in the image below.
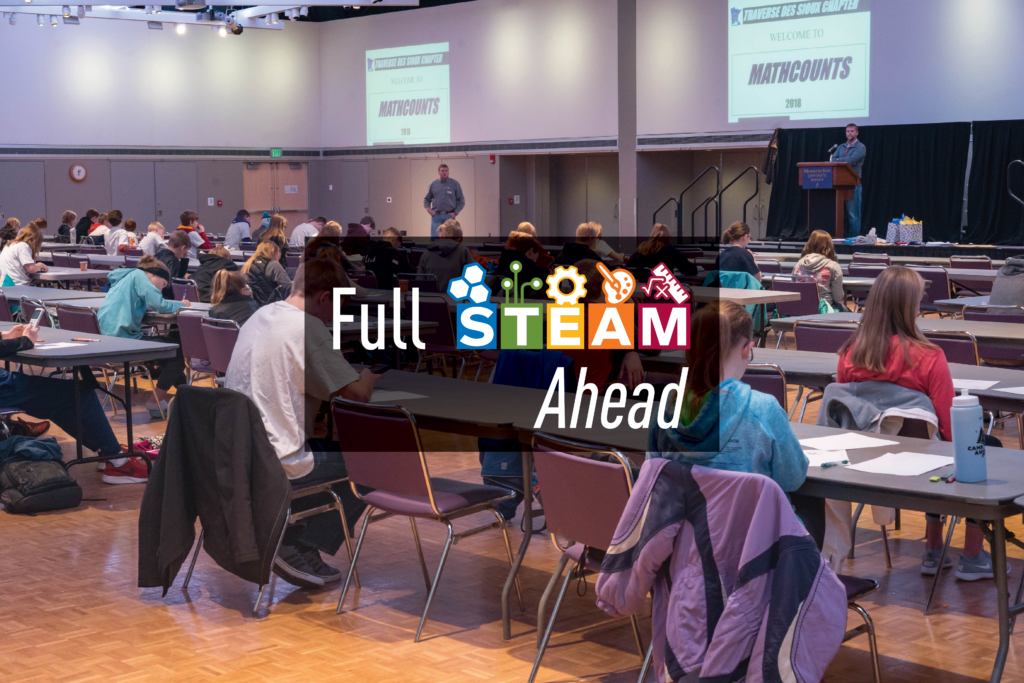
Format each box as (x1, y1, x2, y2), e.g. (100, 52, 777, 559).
(837, 266, 997, 581)
(176, 209, 213, 259)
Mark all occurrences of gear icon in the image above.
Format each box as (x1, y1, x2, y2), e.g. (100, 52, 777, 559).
(546, 265, 588, 305)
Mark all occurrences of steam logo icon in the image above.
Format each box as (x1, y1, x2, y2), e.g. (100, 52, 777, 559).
(730, 7, 741, 25)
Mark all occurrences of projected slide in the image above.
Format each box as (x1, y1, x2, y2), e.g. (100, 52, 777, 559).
(366, 42, 450, 146)
(727, 1, 870, 123)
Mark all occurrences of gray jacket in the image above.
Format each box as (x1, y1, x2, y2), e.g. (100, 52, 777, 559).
(794, 253, 844, 308)
(416, 239, 474, 292)
(817, 380, 939, 438)
(831, 139, 866, 177)
(423, 178, 465, 214)
(988, 257, 1024, 313)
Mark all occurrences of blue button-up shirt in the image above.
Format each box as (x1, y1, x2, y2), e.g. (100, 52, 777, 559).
(831, 139, 866, 177)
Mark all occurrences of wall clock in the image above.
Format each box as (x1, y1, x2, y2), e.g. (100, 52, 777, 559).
(70, 164, 87, 182)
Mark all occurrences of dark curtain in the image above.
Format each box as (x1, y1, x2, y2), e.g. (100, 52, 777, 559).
(766, 122, 971, 243)
(965, 120, 1024, 245)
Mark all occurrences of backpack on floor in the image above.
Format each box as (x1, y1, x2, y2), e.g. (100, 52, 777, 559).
(0, 460, 82, 514)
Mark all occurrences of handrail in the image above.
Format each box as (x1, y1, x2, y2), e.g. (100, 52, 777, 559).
(1009, 160, 1024, 209)
(674, 166, 720, 242)
(653, 197, 679, 229)
(718, 166, 760, 228)
(691, 196, 720, 242)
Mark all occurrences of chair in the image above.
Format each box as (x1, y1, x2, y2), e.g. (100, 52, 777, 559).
(126, 255, 141, 269)
(962, 304, 1024, 366)
(172, 278, 199, 302)
(0, 292, 13, 323)
(79, 246, 105, 255)
(755, 259, 782, 273)
(398, 272, 439, 293)
(200, 318, 240, 376)
(19, 298, 54, 328)
(852, 253, 890, 265)
(177, 311, 215, 385)
(414, 298, 472, 378)
(791, 320, 859, 421)
(770, 276, 822, 349)
(331, 397, 523, 642)
(52, 253, 72, 267)
(55, 303, 163, 417)
(353, 272, 378, 289)
(70, 254, 90, 271)
(285, 253, 301, 268)
(742, 363, 787, 411)
(529, 433, 644, 682)
(124, 248, 144, 257)
(848, 264, 887, 279)
(908, 266, 951, 314)
(838, 575, 883, 683)
(948, 256, 994, 296)
(920, 330, 980, 366)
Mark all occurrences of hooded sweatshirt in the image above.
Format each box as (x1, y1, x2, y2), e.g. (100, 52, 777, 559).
(224, 216, 251, 249)
(363, 239, 410, 290)
(193, 253, 240, 303)
(647, 378, 808, 493)
(794, 252, 845, 308)
(494, 249, 549, 298)
(554, 241, 604, 267)
(988, 256, 1024, 313)
(416, 238, 473, 291)
(98, 268, 186, 339)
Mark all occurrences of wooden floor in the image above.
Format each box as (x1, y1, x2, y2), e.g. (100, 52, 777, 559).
(3, 369, 1024, 682)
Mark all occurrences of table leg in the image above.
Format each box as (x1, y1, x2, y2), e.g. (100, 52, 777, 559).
(502, 446, 534, 640)
(73, 367, 83, 461)
(990, 518, 1010, 683)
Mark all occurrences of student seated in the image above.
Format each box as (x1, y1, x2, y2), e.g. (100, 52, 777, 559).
(74, 208, 98, 244)
(591, 221, 625, 262)
(176, 210, 213, 259)
(139, 222, 167, 256)
(417, 219, 474, 291)
(714, 221, 761, 281)
(58, 210, 76, 242)
(0, 218, 19, 250)
(0, 223, 48, 286)
(626, 223, 698, 276)
(794, 229, 845, 311)
(363, 227, 411, 289)
(242, 241, 292, 306)
(836, 266, 996, 580)
(647, 300, 808, 493)
(988, 256, 1024, 313)
(193, 246, 239, 303)
(103, 210, 128, 255)
(154, 230, 192, 299)
(88, 213, 111, 245)
(224, 209, 251, 249)
(226, 258, 380, 588)
(209, 270, 258, 326)
(513, 222, 554, 269)
(97, 256, 190, 418)
(493, 232, 550, 298)
(555, 222, 606, 266)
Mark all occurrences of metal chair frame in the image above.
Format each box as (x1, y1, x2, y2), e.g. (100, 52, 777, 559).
(332, 398, 524, 643)
(842, 579, 884, 683)
(789, 320, 859, 421)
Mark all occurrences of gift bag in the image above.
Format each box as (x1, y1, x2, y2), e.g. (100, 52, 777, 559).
(886, 215, 923, 243)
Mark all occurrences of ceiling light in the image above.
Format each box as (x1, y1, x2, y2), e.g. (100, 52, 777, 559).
(76, 5, 84, 17)
(51, 15, 58, 26)
(218, 25, 226, 36)
(63, 15, 79, 24)
(299, 6, 308, 16)
(61, 5, 69, 16)
(145, 5, 152, 13)
(271, 12, 278, 24)
(263, 14, 270, 26)
(154, 5, 160, 13)
(37, 14, 44, 25)
(8, 13, 16, 24)
(175, 22, 185, 34)
(147, 20, 162, 29)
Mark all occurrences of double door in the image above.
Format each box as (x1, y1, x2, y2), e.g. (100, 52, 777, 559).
(243, 162, 308, 238)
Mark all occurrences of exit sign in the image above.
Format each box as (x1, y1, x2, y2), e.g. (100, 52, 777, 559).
(270, 148, 282, 158)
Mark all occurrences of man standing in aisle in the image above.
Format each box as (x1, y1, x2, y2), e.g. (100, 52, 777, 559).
(423, 163, 465, 239)
(830, 123, 866, 238)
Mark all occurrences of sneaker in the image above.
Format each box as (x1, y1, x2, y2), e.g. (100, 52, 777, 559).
(273, 544, 325, 589)
(955, 550, 1010, 581)
(299, 546, 342, 583)
(92, 445, 129, 470)
(101, 457, 149, 484)
(921, 548, 955, 576)
(145, 399, 168, 419)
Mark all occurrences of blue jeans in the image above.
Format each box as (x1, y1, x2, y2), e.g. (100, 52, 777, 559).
(844, 184, 862, 238)
(430, 212, 452, 240)
(0, 368, 121, 455)
(284, 441, 367, 555)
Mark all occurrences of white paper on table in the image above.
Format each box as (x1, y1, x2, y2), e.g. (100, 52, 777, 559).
(846, 452, 954, 476)
(995, 386, 1024, 396)
(804, 449, 849, 467)
(799, 433, 899, 451)
(33, 342, 87, 350)
(952, 379, 999, 390)
(370, 391, 428, 403)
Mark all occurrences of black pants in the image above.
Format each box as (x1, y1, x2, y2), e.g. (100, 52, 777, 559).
(284, 439, 367, 555)
(141, 331, 186, 391)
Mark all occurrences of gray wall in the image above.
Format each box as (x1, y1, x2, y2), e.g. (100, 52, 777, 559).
(549, 154, 619, 238)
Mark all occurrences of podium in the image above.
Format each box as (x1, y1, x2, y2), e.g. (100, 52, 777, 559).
(797, 162, 860, 238)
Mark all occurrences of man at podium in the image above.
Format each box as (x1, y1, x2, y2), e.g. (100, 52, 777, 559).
(830, 123, 866, 237)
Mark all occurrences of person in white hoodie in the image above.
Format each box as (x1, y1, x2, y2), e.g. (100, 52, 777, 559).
(103, 210, 127, 255)
(225, 209, 251, 249)
(139, 222, 167, 255)
(793, 230, 845, 311)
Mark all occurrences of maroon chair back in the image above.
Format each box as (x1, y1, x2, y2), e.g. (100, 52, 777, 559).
(70, 254, 90, 270)
(743, 364, 788, 411)
(756, 259, 782, 273)
(908, 267, 951, 310)
(126, 255, 141, 269)
(793, 321, 858, 353)
(848, 264, 887, 279)
(177, 311, 211, 366)
(200, 318, 240, 374)
(398, 274, 439, 293)
(961, 305, 1024, 363)
(922, 331, 979, 366)
(418, 299, 459, 351)
(852, 253, 890, 265)
(532, 438, 633, 549)
(172, 278, 199, 302)
(124, 248, 144, 257)
(55, 304, 101, 334)
(286, 253, 301, 268)
(0, 293, 12, 323)
(354, 272, 378, 289)
(949, 256, 992, 270)
(19, 299, 53, 328)
(331, 398, 432, 499)
(52, 253, 72, 267)
(79, 246, 105, 255)
(771, 277, 819, 317)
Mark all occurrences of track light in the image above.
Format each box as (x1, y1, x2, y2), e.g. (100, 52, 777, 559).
(37, 14, 44, 25)
(218, 25, 226, 36)
(145, 5, 152, 13)
(175, 22, 185, 34)
(271, 12, 278, 24)
(263, 14, 270, 26)
(154, 5, 160, 13)
(147, 20, 162, 29)
(62, 5, 69, 16)
(76, 5, 84, 17)
(299, 6, 308, 16)
(7, 13, 15, 24)
(51, 15, 58, 26)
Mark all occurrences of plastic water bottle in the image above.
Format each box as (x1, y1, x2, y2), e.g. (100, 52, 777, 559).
(951, 389, 986, 482)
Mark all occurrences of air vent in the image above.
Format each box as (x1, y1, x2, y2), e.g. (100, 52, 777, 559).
(246, 162, 261, 169)
(289, 162, 302, 170)
(323, 138, 617, 157)
(639, 133, 773, 147)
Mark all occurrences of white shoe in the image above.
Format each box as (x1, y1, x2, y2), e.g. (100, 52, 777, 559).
(145, 399, 168, 419)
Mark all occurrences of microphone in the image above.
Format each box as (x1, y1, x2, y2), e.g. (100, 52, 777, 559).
(827, 144, 839, 153)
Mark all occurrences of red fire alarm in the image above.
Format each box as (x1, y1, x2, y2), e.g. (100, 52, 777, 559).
(217, 200, 223, 207)
(508, 197, 513, 205)
(489, 154, 496, 165)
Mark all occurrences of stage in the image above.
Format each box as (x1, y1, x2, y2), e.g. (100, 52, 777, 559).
(749, 240, 1024, 260)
